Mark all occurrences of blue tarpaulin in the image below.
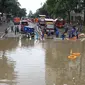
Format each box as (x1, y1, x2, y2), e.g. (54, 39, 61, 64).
(24, 26, 34, 33)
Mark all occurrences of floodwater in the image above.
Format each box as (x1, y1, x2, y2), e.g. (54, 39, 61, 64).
(0, 38, 85, 85)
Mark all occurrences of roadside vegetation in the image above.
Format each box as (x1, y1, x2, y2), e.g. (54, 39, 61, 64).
(0, 0, 27, 18)
(29, 0, 85, 25)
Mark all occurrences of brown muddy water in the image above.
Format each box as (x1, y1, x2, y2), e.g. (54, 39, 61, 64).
(0, 38, 85, 85)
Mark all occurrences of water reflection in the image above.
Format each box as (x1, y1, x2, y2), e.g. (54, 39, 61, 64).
(0, 38, 85, 85)
(45, 40, 85, 85)
(0, 38, 19, 51)
(0, 38, 45, 85)
(18, 38, 34, 48)
(0, 51, 16, 85)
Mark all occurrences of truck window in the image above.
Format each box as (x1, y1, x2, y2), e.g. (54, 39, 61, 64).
(47, 24, 54, 28)
(21, 22, 28, 25)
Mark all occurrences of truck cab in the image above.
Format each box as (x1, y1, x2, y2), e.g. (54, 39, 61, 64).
(20, 20, 29, 32)
(45, 19, 55, 34)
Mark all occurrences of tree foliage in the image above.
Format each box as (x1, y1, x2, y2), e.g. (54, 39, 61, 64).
(28, 10, 33, 18)
(0, 0, 27, 17)
(34, 0, 85, 20)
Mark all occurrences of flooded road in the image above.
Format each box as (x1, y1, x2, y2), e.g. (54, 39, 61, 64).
(0, 38, 85, 85)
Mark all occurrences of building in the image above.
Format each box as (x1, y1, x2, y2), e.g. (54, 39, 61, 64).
(70, 10, 84, 22)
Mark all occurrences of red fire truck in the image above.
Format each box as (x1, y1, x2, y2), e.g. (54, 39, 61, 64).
(55, 18, 65, 28)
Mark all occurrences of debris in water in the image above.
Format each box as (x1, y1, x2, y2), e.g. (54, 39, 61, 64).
(63, 84, 67, 85)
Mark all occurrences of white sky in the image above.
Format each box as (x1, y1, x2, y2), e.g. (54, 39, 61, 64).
(18, 0, 46, 14)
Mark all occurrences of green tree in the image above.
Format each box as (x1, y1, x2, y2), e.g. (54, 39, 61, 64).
(0, 0, 27, 17)
(0, 0, 20, 15)
(28, 10, 33, 18)
(34, 0, 85, 23)
(46, 0, 56, 17)
(18, 8, 27, 18)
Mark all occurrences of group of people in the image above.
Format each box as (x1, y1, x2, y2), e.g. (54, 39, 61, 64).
(55, 23, 81, 40)
(10, 25, 20, 35)
(41, 25, 81, 40)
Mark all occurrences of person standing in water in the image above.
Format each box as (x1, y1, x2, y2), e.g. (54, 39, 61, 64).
(15, 26, 17, 35)
(55, 27, 59, 37)
(76, 27, 79, 39)
(40, 29, 44, 40)
(35, 31, 39, 40)
(61, 33, 66, 40)
(72, 26, 76, 38)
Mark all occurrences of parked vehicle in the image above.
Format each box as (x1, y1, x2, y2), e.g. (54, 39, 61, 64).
(55, 18, 65, 28)
(39, 20, 46, 30)
(20, 20, 29, 33)
(23, 26, 35, 38)
(45, 18, 55, 34)
(38, 15, 46, 30)
(27, 19, 32, 22)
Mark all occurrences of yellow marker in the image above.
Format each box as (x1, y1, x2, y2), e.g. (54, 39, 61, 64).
(72, 53, 80, 56)
(70, 49, 73, 54)
(68, 49, 81, 60)
(68, 55, 77, 60)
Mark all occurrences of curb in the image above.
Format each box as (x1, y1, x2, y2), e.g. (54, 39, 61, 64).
(0, 33, 6, 38)
(0, 27, 11, 38)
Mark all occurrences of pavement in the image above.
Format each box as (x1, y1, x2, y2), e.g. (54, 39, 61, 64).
(5, 32, 21, 38)
(4, 22, 35, 38)
(3, 23, 41, 39)
(0, 22, 9, 37)
(0, 20, 15, 38)
(4, 26, 21, 38)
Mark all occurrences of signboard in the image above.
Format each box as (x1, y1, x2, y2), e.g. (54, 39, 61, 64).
(14, 17, 20, 23)
(14, 17, 20, 25)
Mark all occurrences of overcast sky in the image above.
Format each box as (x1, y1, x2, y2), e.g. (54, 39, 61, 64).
(18, 0, 46, 14)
